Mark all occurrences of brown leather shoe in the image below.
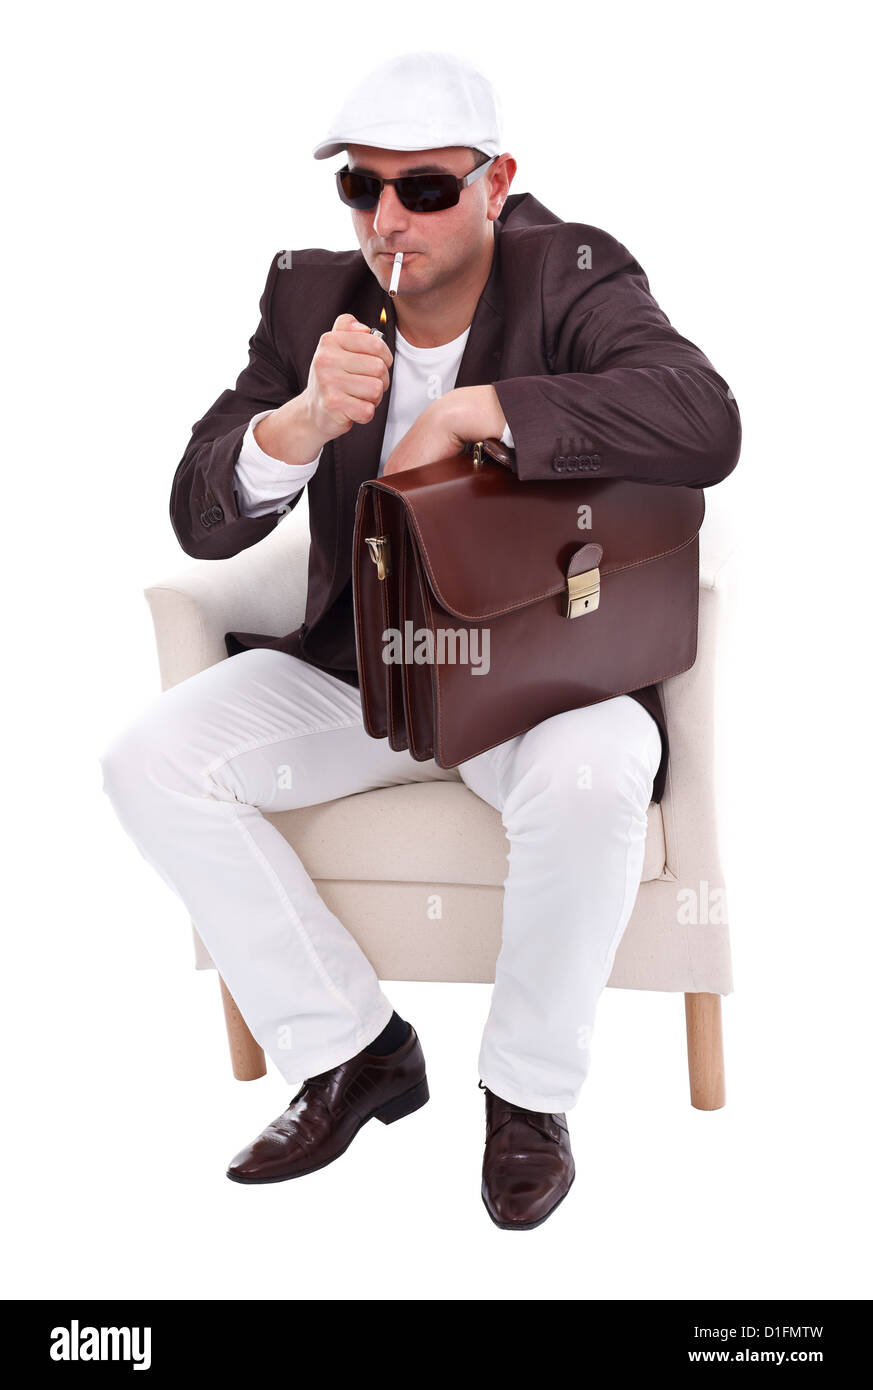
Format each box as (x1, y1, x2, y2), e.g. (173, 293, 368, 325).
(226, 1024, 428, 1184)
(480, 1081, 575, 1229)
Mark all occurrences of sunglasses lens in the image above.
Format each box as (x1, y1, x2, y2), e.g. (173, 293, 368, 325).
(336, 169, 380, 209)
(336, 169, 461, 214)
(397, 176, 459, 213)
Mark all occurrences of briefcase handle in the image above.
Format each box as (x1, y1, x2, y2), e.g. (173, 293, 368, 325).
(469, 437, 514, 470)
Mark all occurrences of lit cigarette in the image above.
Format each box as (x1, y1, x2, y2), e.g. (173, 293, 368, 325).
(388, 251, 403, 297)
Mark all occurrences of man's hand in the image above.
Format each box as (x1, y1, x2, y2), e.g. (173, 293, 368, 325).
(254, 313, 394, 466)
(382, 385, 508, 476)
(303, 312, 394, 437)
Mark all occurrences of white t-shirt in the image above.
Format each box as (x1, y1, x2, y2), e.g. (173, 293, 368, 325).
(233, 323, 514, 518)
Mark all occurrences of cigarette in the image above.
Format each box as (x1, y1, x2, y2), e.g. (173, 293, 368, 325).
(388, 251, 403, 297)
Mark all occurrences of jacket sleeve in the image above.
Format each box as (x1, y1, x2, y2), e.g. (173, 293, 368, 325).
(169, 253, 307, 558)
(493, 226, 741, 488)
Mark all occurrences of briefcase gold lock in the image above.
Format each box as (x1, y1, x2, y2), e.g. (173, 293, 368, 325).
(365, 535, 391, 581)
(565, 542, 603, 618)
(566, 567, 600, 618)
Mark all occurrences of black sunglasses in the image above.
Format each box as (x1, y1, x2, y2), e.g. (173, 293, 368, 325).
(336, 155, 496, 214)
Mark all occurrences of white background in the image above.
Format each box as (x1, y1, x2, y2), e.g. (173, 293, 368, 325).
(2, 0, 870, 1301)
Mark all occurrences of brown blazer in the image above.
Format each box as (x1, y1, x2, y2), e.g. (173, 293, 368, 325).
(170, 191, 741, 803)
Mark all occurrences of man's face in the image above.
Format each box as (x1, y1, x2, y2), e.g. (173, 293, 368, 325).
(345, 144, 503, 297)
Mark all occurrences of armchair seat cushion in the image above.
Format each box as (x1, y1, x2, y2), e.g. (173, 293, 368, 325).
(264, 779, 667, 890)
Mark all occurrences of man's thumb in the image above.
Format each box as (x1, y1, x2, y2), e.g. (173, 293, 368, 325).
(332, 312, 369, 332)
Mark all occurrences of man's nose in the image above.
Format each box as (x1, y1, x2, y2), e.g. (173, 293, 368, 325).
(372, 183, 409, 238)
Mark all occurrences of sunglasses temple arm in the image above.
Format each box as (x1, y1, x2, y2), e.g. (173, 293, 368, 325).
(461, 155, 497, 188)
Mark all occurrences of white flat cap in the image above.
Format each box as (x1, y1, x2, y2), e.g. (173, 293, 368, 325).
(312, 51, 503, 161)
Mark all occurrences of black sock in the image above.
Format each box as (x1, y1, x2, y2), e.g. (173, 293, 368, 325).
(363, 1011, 411, 1056)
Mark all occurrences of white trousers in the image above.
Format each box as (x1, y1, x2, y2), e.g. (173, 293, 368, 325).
(100, 648, 661, 1113)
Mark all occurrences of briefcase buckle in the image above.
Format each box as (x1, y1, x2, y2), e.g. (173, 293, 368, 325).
(365, 535, 391, 581)
(565, 542, 603, 619)
(566, 567, 600, 618)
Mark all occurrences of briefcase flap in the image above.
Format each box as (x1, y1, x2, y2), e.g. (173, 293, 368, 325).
(364, 453, 704, 623)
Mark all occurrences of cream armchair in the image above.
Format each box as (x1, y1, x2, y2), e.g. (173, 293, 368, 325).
(145, 492, 738, 1111)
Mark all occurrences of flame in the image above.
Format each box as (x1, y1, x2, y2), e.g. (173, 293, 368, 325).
(379, 306, 387, 325)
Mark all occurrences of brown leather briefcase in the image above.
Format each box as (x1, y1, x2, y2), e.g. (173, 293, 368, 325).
(352, 437, 704, 769)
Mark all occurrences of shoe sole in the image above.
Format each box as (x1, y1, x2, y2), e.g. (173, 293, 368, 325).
(226, 1075, 430, 1185)
(480, 1172, 576, 1231)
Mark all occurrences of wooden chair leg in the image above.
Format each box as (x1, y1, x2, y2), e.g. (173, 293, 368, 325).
(684, 992, 725, 1110)
(219, 977, 266, 1081)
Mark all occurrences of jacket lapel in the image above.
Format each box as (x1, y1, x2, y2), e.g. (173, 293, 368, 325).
(454, 218, 506, 392)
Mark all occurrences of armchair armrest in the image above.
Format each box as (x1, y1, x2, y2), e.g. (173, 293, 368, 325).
(144, 505, 310, 691)
(698, 476, 741, 596)
(656, 484, 740, 893)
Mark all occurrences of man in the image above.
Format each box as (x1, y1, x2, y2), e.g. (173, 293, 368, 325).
(101, 51, 740, 1231)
